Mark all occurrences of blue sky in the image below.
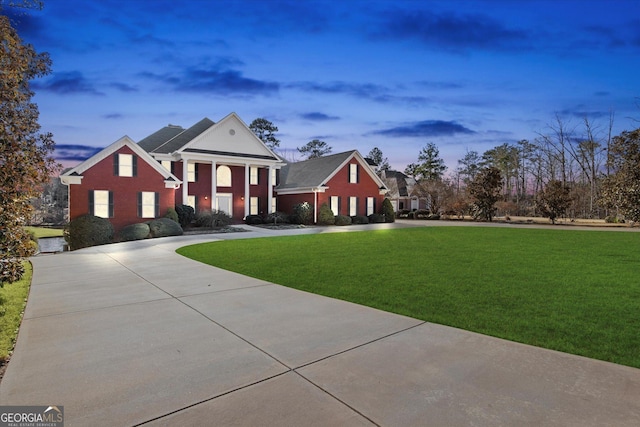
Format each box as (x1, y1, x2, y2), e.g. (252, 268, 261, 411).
(8, 0, 640, 171)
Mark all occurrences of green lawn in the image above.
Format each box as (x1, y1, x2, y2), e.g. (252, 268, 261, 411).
(0, 262, 32, 362)
(177, 227, 640, 368)
(24, 226, 64, 239)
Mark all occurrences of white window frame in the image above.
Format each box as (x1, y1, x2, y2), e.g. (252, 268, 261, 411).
(217, 165, 232, 187)
(140, 191, 156, 218)
(118, 154, 133, 177)
(271, 168, 277, 185)
(330, 196, 339, 216)
(250, 167, 259, 185)
(187, 163, 196, 183)
(367, 197, 375, 216)
(349, 164, 358, 183)
(271, 197, 277, 213)
(93, 190, 110, 218)
(250, 196, 259, 215)
(349, 197, 357, 216)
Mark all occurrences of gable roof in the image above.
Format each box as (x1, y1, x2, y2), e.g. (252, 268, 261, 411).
(277, 150, 387, 192)
(381, 170, 415, 197)
(137, 113, 283, 164)
(60, 135, 181, 187)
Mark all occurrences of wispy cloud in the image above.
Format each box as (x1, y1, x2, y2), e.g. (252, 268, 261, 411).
(371, 9, 532, 53)
(55, 144, 103, 161)
(139, 58, 279, 96)
(300, 112, 340, 121)
(33, 71, 104, 95)
(289, 80, 430, 105)
(370, 120, 475, 137)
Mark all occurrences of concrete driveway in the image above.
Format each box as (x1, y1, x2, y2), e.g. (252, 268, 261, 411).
(1, 223, 639, 426)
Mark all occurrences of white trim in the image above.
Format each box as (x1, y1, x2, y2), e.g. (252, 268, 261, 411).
(275, 186, 328, 195)
(60, 135, 181, 184)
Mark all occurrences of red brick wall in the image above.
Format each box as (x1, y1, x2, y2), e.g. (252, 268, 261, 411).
(68, 146, 175, 232)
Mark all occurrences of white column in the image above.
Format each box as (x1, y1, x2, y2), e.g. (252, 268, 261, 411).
(182, 159, 189, 206)
(244, 163, 250, 218)
(211, 161, 217, 211)
(267, 165, 273, 214)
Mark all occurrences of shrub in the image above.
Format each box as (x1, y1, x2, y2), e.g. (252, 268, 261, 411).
(605, 216, 624, 224)
(427, 214, 441, 220)
(381, 198, 395, 223)
(175, 204, 195, 227)
(65, 214, 114, 250)
(415, 209, 430, 219)
(265, 211, 289, 224)
(245, 215, 263, 225)
(165, 207, 179, 224)
(368, 213, 386, 223)
(318, 203, 335, 225)
(291, 202, 313, 225)
(195, 209, 233, 228)
(148, 217, 183, 238)
(351, 215, 369, 224)
(119, 223, 150, 241)
(335, 215, 352, 226)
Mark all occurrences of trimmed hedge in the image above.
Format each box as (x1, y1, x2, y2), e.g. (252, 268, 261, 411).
(148, 217, 183, 237)
(368, 213, 385, 223)
(335, 215, 352, 226)
(245, 215, 263, 225)
(351, 215, 369, 224)
(65, 214, 114, 250)
(119, 223, 150, 241)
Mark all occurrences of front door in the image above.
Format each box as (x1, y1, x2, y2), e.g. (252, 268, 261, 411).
(216, 193, 232, 216)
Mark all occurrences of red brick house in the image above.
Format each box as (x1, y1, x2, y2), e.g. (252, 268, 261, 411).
(276, 151, 388, 223)
(61, 113, 387, 231)
(59, 136, 181, 232)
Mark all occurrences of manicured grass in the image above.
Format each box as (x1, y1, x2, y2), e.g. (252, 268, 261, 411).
(177, 227, 640, 368)
(24, 226, 63, 239)
(0, 262, 32, 361)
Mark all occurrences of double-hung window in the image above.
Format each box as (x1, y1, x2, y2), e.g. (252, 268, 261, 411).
(250, 167, 259, 185)
(367, 197, 375, 216)
(138, 192, 159, 218)
(330, 196, 340, 216)
(90, 190, 113, 218)
(115, 153, 136, 177)
(349, 197, 357, 216)
(349, 164, 358, 183)
(250, 197, 259, 215)
(187, 163, 198, 182)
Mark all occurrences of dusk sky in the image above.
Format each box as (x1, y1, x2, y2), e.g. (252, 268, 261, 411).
(9, 0, 640, 172)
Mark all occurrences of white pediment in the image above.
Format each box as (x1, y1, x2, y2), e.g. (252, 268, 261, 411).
(182, 113, 277, 159)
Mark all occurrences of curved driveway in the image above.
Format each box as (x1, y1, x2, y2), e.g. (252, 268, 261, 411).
(1, 222, 639, 426)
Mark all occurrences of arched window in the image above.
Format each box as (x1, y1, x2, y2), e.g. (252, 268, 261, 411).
(217, 165, 232, 187)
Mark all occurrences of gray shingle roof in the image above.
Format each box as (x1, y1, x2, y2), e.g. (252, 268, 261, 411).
(277, 151, 355, 189)
(138, 118, 215, 154)
(137, 125, 184, 152)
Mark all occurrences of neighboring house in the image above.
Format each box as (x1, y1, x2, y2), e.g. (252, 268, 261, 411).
(277, 151, 388, 223)
(381, 170, 414, 212)
(61, 113, 388, 231)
